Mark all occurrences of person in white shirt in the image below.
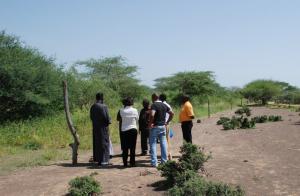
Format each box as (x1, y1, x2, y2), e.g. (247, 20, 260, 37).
(117, 97, 139, 167)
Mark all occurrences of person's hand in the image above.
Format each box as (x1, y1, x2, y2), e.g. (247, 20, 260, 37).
(148, 123, 154, 129)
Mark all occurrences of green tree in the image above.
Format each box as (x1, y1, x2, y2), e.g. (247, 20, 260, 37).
(75, 56, 149, 100)
(154, 71, 220, 105)
(241, 80, 282, 105)
(0, 31, 63, 121)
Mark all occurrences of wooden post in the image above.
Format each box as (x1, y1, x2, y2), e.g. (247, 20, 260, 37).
(208, 97, 211, 118)
(63, 81, 80, 165)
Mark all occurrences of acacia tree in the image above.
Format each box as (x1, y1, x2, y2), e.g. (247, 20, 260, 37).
(155, 71, 220, 105)
(241, 80, 282, 105)
(75, 56, 148, 101)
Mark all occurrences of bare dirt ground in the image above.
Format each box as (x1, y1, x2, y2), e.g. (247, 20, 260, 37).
(0, 107, 299, 196)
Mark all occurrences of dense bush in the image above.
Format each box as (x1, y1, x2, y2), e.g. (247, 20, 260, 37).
(217, 117, 231, 125)
(0, 31, 64, 121)
(218, 107, 256, 130)
(158, 143, 211, 185)
(234, 106, 251, 116)
(158, 143, 244, 196)
(252, 115, 282, 123)
(68, 175, 101, 196)
(218, 106, 283, 130)
(268, 115, 282, 122)
(252, 115, 268, 123)
(168, 177, 245, 196)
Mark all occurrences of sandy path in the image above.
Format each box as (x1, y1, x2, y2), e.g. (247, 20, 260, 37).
(0, 107, 299, 196)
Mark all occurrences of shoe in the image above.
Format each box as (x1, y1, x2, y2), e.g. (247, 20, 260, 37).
(140, 152, 147, 156)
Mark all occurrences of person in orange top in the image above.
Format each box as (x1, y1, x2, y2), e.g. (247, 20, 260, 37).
(179, 95, 195, 143)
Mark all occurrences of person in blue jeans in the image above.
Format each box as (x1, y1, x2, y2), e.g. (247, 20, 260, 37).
(149, 93, 174, 167)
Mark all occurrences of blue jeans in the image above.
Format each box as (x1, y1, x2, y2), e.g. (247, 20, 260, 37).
(150, 126, 168, 166)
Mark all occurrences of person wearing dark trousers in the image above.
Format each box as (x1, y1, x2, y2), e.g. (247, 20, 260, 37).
(179, 95, 195, 143)
(139, 99, 151, 155)
(117, 97, 139, 167)
(90, 93, 111, 166)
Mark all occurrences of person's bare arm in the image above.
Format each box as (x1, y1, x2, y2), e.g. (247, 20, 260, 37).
(148, 110, 155, 129)
(166, 110, 174, 125)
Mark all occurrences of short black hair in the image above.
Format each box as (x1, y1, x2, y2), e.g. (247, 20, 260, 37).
(159, 93, 167, 102)
(181, 94, 190, 103)
(152, 93, 159, 101)
(142, 99, 150, 108)
(96, 93, 103, 101)
(123, 97, 134, 106)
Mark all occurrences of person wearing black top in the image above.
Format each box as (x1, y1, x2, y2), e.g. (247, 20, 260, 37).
(90, 93, 111, 166)
(149, 93, 174, 167)
(139, 99, 151, 155)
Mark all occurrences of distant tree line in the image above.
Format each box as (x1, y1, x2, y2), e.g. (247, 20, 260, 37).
(240, 80, 300, 105)
(1, 31, 299, 122)
(0, 31, 149, 121)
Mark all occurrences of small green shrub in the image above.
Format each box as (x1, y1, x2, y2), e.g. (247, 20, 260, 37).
(68, 175, 101, 196)
(158, 143, 244, 196)
(252, 115, 268, 123)
(240, 118, 256, 129)
(158, 143, 210, 186)
(179, 143, 211, 172)
(235, 106, 251, 116)
(168, 176, 245, 196)
(217, 117, 231, 125)
(268, 115, 282, 122)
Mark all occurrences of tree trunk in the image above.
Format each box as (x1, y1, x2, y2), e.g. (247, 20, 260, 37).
(63, 81, 80, 165)
(208, 98, 211, 118)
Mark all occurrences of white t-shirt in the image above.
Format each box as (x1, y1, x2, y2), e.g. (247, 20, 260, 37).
(120, 106, 139, 132)
(163, 101, 172, 122)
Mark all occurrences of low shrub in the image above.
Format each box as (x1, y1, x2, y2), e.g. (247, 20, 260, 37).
(158, 143, 245, 196)
(221, 116, 255, 130)
(68, 175, 101, 196)
(268, 115, 282, 122)
(158, 143, 211, 185)
(235, 106, 251, 116)
(252, 115, 268, 123)
(216, 117, 230, 125)
(169, 177, 245, 196)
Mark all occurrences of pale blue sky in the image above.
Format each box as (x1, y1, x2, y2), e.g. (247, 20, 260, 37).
(1, 0, 299, 87)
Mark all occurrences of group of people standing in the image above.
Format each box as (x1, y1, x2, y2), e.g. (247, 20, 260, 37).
(90, 92, 195, 167)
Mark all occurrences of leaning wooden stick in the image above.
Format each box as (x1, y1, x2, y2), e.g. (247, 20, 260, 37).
(63, 80, 80, 165)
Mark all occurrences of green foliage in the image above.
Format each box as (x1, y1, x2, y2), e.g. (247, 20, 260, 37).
(154, 71, 224, 105)
(235, 106, 251, 116)
(0, 31, 64, 121)
(217, 117, 231, 125)
(241, 80, 283, 105)
(158, 143, 244, 196)
(158, 143, 211, 186)
(222, 116, 242, 130)
(268, 115, 282, 122)
(68, 175, 101, 196)
(169, 177, 245, 196)
(179, 143, 211, 172)
(23, 140, 42, 150)
(252, 115, 268, 123)
(75, 56, 149, 101)
(240, 118, 256, 129)
(218, 107, 256, 130)
(252, 115, 282, 123)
